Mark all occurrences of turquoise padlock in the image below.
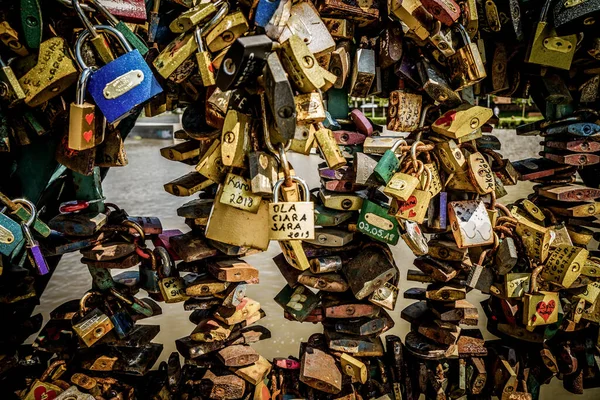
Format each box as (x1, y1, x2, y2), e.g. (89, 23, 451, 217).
(373, 139, 407, 184)
(0, 210, 24, 257)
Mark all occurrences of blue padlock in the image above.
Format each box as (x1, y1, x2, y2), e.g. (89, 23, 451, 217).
(0, 211, 23, 257)
(74, 25, 163, 124)
(255, 0, 282, 28)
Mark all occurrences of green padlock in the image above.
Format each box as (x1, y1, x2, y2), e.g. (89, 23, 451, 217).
(373, 139, 407, 184)
(356, 199, 400, 245)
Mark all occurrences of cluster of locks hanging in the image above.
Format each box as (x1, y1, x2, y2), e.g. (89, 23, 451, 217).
(1, 0, 600, 398)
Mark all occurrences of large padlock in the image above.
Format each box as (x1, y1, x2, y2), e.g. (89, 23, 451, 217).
(0, 209, 23, 257)
(72, 291, 114, 347)
(18, 37, 78, 107)
(524, 0, 577, 70)
(74, 25, 163, 124)
(446, 24, 486, 90)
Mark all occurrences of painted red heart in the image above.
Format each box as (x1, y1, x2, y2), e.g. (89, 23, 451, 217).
(83, 130, 93, 143)
(408, 210, 417, 218)
(85, 112, 94, 125)
(536, 299, 556, 322)
(34, 385, 58, 400)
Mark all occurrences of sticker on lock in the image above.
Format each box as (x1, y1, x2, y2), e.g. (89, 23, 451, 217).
(365, 213, 394, 230)
(103, 69, 144, 99)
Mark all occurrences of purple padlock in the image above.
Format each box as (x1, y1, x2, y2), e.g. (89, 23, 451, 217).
(14, 199, 49, 275)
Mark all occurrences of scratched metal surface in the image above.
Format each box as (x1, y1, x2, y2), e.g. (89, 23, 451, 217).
(31, 134, 597, 399)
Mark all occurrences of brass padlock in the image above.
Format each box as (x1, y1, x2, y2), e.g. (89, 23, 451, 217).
(221, 110, 250, 168)
(446, 24, 487, 90)
(448, 200, 494, 248)
(269, 177, 315, 241)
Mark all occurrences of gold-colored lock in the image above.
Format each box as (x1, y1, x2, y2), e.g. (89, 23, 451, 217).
(391, 166, 432, 224)
(390, 0, 431, 40)
(295, 92, 326, 125)
(18, 37, 78, 107)
(387, 87, 422, 132)
(467, 152, 496, 195)
(446, 24, 487, 90)
(279, 35, 326, 93)
(205, 186, 270, 250)
(314, 124, 346, 170)
(515, 217, 551, 263)
(153, 32, 197, 79)
(432, 104, 494, 139)
(505, 273, 531, 298)
(220, 173, 262, 213)
(384, 142, 424, 201)
(340, 353, 367, 384)
(435, 139, 466, 173)
(196, 139, 227, 183)
(221, 109, 250, 168)
(524, 290, 559, 327)
(541, 244, 588, 289)
(205, 10, 249, 53)
(170, 0, 222, 33)
(290, 124, 316, 155)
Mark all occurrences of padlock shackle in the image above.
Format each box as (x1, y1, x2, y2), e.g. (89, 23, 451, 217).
(194, 0, 229, 49)
(155, 246, 173, 277)
(72, 0, 100, 38)
(12, 198, 36, 226)
(539, 0, 555, 22)
(76, 67, 96, 105)
(75, 25, 134, 70)
(273, 176, 310, 203)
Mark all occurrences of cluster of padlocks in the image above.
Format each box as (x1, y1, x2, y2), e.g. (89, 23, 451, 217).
(2, 0, 600, 398)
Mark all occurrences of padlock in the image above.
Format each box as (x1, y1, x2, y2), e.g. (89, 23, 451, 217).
(349, 48, 376, 98)
(391, 167, 433, 224)
(525, 0, 577, 70)
(446, 24, 486, 90)
(88, 0, 149, 56)
(157, 247, 189, 303)
(205, 185, 270, 251)
(373, 139, 406, 184)
(74, 25, 163, 124)
(0, 21, 28, 57)
(417, 56, 462, 106)
(390, 0, 432, 40)
(205, 10, 249, 53)
(448, 200, 494, 248)
(387, 83, 422, 132)
(467, 151, 496, 195)
(300, 347, 342, 394)
(553, 0, 600, 35)
(68, 68, 99, 151)
(384, 144, 424, 201)
(264, 51, 296, 143)
(220, 173, 262, 213)
(279, 1, 335, 56)
(0, 209, 23, 257)
(72, 292, 114, 347)
(274, 284, 320, 321)
(432, 104, 493, 139)
(314, 124, 347, 170)
(279, 34, 327, 93)
(295, 92, 326, 125)
(357, 199, 400, 245)
(422, 0, 461, 26)
(221, 110, 250, 168)
(170, 0, 223, 33)
(343, 244, 397, 299)
(18, 37, 78, 107)
(269, 176, 314, 241)
(72, 0, 115, 64)
(541, 244, 587, 289)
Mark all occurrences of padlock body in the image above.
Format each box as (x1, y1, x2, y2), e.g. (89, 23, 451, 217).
(68, 102, 97, 151)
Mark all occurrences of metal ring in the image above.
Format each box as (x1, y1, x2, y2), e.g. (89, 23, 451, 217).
(273, 176, 310, 203)
(12, 198, 36, 226)
(410, 140, 424, 168)
(122, 220, 145, 241)
(154, 246, 172, 278)
(71, 0, 97, 35)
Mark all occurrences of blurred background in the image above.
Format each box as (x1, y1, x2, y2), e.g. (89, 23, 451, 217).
(29, 100, 599, 399)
